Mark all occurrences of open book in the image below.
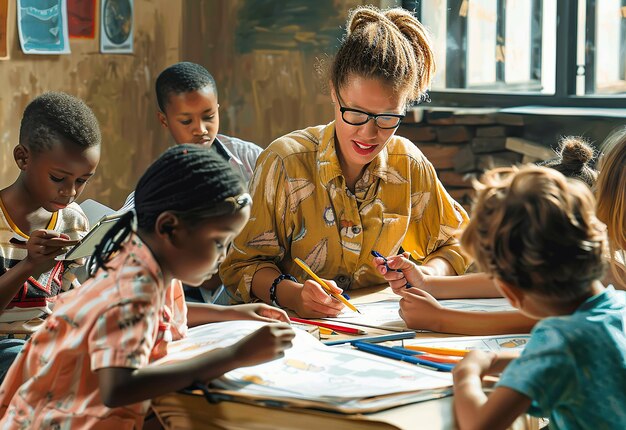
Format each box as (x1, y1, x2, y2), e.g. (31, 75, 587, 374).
(323, 297, 517, 332)
(151, 320, 453, 414)
(56, 199, 133, 261)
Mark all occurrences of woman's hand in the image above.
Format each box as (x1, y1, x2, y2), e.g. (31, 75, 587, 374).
(398, 288, 446, 331)
(293, 279, 344, 318)
(230, 323, 295, 368)
(373, 252, 431, 293)
(227, 303, 290, 323)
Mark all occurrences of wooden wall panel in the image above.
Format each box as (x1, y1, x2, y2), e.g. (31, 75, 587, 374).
(0, 0, 182, 209)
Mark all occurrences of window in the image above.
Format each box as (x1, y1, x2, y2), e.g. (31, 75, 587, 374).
(402, 0, 625, 107)
(579, 0, 626, 95)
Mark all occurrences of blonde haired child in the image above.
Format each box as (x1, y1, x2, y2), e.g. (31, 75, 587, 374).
(596, 126, 626, 290)
(452, 166, 626, 429)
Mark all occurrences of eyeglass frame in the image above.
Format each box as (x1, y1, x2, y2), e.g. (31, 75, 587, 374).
(336, 93, 406, 129)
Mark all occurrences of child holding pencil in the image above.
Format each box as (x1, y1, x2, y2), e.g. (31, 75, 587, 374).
(0, 145, 294, 428)
(451, 165, 626, 429)
(374, 137, 602, 334)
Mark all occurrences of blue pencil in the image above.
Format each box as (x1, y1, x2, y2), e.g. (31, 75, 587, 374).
(352, 341, 454, 372)
(371, 250, 413, 288)
(322, 331, 416, 346)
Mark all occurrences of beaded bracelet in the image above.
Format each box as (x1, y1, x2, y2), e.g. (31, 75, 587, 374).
(269, 274, 297, 307)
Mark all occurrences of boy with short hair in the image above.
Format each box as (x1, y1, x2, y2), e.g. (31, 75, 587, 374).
(0, 92, 101, 380)
(123, 61, 262, 304)
(155, 61, 261, 181)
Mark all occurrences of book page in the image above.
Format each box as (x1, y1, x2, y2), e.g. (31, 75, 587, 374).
(152, 320, 452, 412)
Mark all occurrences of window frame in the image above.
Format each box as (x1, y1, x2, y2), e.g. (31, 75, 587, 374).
(404, 0, 626, 108)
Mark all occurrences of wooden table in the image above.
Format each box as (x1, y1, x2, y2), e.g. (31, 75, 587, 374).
(151, 287, 541, 430)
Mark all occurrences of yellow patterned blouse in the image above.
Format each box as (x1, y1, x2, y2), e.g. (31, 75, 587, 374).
(221, 122, 470, 302)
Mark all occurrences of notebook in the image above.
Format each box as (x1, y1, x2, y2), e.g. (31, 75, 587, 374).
(56, 199, 133, 261)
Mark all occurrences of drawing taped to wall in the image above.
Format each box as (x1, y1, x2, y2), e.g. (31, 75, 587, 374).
(17, 0, 70, 54)
(100, 0, 133, 53)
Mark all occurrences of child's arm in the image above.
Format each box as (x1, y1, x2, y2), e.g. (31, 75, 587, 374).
(453, 350, 532, 430)
(0, 229, 72, 310)
(97, 323, 295, 408)
(186, 302, 290, 327)
(399, 288, 536, 335)
(374, 254, 501, 298)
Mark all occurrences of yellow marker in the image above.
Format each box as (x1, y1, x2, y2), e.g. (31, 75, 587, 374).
(293, 257, 360, 314)
(318, 327, 336, 335)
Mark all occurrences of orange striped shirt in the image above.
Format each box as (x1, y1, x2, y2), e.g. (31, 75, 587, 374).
(0, 235, 187, 429)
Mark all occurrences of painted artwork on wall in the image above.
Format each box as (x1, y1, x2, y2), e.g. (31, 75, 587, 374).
(17, 0, 70, 54)
(0, 0, 8, 59)
(68, 0, 96, 39)
(100, 0, 133, 53)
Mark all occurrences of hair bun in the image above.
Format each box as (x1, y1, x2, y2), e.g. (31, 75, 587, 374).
(559, 137, 595, 166)
(347, 6, 385, 35)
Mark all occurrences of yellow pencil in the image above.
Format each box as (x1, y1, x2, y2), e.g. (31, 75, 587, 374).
(293, 257, 360, 313)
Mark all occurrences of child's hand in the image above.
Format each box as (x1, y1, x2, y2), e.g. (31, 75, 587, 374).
(452, 350, 498, 381)
(231, 323, 295, 368)
(373, 252, 429, 293)
(228, 303, 290, 323)
(398, 288, 445, 331)
(295, 279, 344, 318)
(24, 230, 73, 274)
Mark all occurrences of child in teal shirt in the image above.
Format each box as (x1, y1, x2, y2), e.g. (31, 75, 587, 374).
(447, 166, 626, 429)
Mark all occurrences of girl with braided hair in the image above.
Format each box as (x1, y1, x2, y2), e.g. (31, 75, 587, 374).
(222, 5, 470, 318)
(0, 145, 294, 429)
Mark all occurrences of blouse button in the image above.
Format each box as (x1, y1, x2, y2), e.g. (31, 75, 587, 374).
(334, 275, 352, 290)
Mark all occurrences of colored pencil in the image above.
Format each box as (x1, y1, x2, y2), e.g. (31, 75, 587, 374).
(352, 341, 454, 372)
(289, 317, 367, 335)
(404, 345, 468, 357)
(322, 330, 416, 346)
(391, 347, 462, 364)
(370, 250, 412, 288)
(293, 257, 360, 313)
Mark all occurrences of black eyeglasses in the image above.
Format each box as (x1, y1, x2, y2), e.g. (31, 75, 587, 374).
(337, 94, 405, 129)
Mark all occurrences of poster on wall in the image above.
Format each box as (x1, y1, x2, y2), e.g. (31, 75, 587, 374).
(68, 0, 96, 39)
(17, 0, 70, 54)
(0, 0, 8, 60)
(100, 0, 133, 54)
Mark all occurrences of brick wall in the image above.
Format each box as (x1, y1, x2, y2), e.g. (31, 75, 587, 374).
(397, 107, 625, 214)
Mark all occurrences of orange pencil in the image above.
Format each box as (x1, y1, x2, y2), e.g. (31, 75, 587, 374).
(415, 353, 463, 364)
(404, 345, 468, 357)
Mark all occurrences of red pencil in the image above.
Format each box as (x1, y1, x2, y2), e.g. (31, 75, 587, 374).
(289, 317, 367, 335)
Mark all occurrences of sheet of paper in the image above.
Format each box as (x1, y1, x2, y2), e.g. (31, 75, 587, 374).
(17, 0, 70, 54)
(100, 0, 133, 53)
(0, 0, 8, 59)
(324, 297, 516, 331)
